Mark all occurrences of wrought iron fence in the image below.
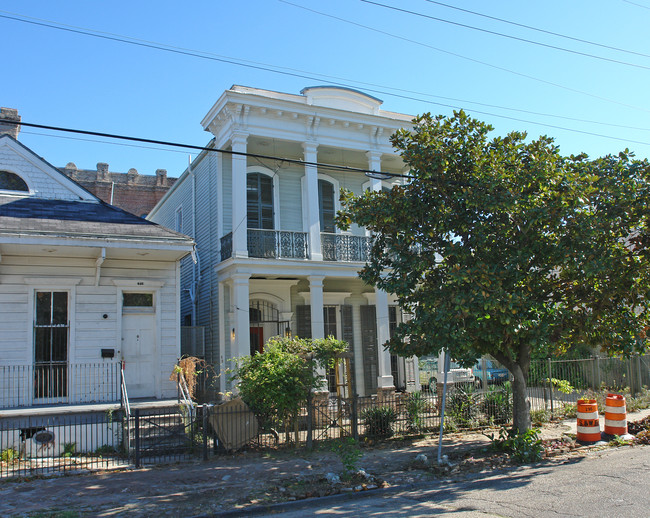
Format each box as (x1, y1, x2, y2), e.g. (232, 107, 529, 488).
(1, 362, 121, 409)
(321, 233, 372, 262)
(0, 409, 129, 479)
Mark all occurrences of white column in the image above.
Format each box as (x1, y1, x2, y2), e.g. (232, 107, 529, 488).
(367, 150, 383, 192)
(375, 288, 395, 388)
(231, 132, 248, 258)
(303, 142, 323, 261)
(232, 273, 251, 359)
(309, 275, 327, 390)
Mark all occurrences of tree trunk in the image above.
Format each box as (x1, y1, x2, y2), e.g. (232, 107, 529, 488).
(511, 364, 531, 433)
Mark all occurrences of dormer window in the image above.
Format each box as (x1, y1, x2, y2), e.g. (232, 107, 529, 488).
(0, 170, 29, 192)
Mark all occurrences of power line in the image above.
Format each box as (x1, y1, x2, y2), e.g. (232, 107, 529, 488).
(8, 120, 412, 178)
(422, 0, 650, 60)
(280, 1, 650, 114)
(362, 0, 650, 71)
(3, 6, 649, 123)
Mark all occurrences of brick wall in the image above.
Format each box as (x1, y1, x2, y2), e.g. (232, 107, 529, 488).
(61, 163, 177, 216)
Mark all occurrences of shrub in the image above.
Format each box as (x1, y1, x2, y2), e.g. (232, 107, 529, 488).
(482, 382, 513, 425)
(490, 427, 543, 463)
(362, 406, 397, 438)
(445, 384, 480, 429)
(405, 391, 428, 433)
(61, 442, 76, 458)
(330, 437, 363, 474)
(530, 409, 551, 427)
(1, 447, 19, 463)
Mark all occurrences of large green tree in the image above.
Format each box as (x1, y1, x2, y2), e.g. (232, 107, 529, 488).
(339, 111, 650, 432)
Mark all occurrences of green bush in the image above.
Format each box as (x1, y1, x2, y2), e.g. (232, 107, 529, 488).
(330, 437, 363, 474)
(445, 384, 480, 429)
(482, 382, 513, 425)
(490, 427, 543, 463)
(362, 406, 398, 438)
(530, 409, 551, 427)
(405, 391, 428, 433)
(1, 447, 19, 463)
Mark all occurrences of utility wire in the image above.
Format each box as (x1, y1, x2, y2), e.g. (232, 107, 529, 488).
(3, 7, 649, 121)
(280, 1, 650, 114)
(422, 0, 650, 60)
(623, 0, 650, 10)
(7, 120, 412, 178)
(362, 0, 650, 71)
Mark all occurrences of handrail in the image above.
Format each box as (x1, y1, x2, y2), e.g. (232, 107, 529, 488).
(177, 370, 195, 412)
(120, 361, 132, 456)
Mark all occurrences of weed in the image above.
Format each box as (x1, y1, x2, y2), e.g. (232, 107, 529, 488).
(1, 447, 19, 463)
(330, 437, 363, 474)
(361, 406, 397, 438)
(405, 392, 428, 433)
(61, 442, 76, 458)
(530, 409, 551, 427)
(490, 428, 543, 463)
(608, 435, 631, 447)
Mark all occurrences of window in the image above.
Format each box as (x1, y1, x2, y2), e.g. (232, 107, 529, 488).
(175, 207, 183, 233)
(123, 293, 154, 307)
(318, 179, 336, 233)
(34, 291, 69, 398)
(247, 173, 274, 229)
(0, 170, 29, 192)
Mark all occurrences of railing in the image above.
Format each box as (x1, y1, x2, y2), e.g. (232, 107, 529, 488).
(0, 362, 121, 409)
(220, 232, 233, 261)
(120, 362, 131, 456)
(220, 230, 309, 260)
(248, 229, 308, 259)
(321, 233, 372, 262)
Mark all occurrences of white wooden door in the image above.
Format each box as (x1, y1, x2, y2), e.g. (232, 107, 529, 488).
(121, 313, 156, 398)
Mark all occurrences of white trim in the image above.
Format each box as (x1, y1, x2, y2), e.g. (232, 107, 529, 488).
(299, 291, 351, 305)
(112, 279, 165, 288)
(24, 277, 82, 286)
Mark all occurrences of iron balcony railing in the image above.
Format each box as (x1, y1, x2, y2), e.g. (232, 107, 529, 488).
(321, 233, 372, 262)
(0, 361, 121, 409)
(221, 229, 309, 260)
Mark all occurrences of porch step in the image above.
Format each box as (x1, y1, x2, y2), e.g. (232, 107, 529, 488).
(124, 405, 195, 457)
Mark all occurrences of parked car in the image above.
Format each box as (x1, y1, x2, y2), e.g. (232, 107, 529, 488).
(473, 358, 510, 387)
(419, 354, 475, 392)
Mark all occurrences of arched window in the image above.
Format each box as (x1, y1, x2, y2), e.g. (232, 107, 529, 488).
(318, 179, 336, 233)
(247, 173, 274, 229)
(0, 170, 29, 192)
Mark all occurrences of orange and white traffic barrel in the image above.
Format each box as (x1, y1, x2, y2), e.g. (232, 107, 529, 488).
(604, 393, 627, 436)
(576, 398, 601, 443)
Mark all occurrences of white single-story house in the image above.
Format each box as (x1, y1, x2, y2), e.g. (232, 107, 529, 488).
(0, 112, 194, 410)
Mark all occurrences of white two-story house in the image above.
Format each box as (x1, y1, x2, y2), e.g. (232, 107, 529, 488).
(148, 85, 418, 397)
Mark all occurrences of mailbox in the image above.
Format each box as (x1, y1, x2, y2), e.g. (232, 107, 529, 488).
(101, 348, 115, 359)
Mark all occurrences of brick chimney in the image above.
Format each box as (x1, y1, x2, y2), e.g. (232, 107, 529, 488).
(156, 169, 167, 186)
(0, 108, 21, 139)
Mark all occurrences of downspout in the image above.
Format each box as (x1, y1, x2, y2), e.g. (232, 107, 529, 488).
(94, 247, 106, 286)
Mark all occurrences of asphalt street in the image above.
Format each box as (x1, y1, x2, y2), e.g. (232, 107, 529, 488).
(248, 445, 650, 518)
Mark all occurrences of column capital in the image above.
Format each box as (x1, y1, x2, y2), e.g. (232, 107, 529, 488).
(231, 272, 251, 284)
(302, 141, 318, 155)
(308, 275, 325, 287)
(366, 149, 382, 162)
(231, 131, 248, 148)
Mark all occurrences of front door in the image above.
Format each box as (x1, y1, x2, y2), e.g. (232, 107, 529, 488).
(121, 293, 156, 398)
(250, 327, 264, 355)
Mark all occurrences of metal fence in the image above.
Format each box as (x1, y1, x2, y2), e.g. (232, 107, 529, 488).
(2, 355, 648, 479)
(0, 409, 129, 479)
(0, 362, 121, 409)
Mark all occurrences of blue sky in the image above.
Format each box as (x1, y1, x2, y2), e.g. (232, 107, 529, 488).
(3, 0, 649, 177)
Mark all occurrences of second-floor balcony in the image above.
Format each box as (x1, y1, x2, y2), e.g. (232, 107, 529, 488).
(221, 229, 309, 261)
(220, 230, 372, 263)
(321, 233, 372, 262)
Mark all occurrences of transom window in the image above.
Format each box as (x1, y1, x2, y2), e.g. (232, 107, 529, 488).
(0, 170, 28, 192)
(247, 173, 274, 229)
(123, 293, 154, 307)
